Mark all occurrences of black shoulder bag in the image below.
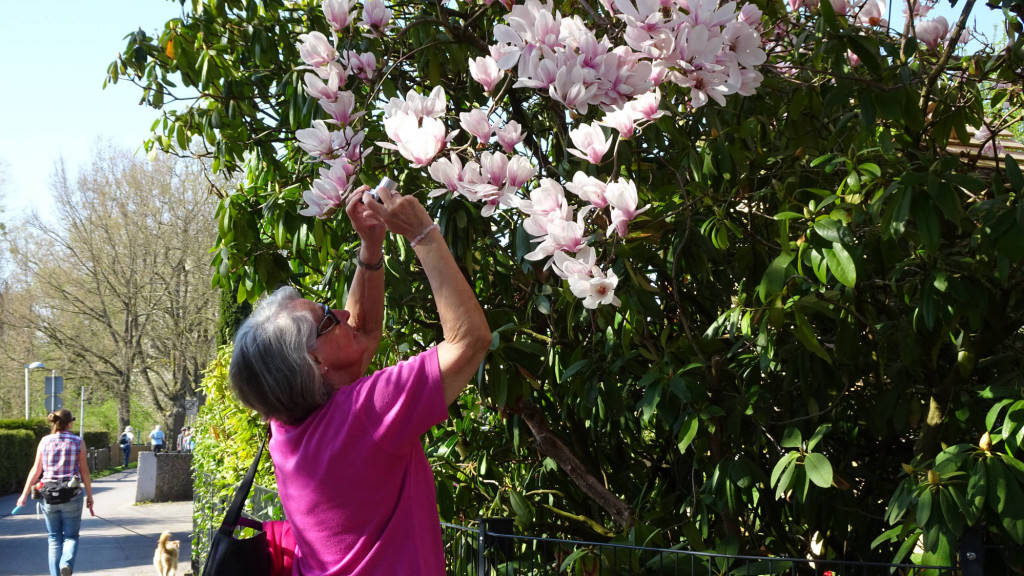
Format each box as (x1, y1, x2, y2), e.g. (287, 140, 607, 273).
(200, 434, 273, 576)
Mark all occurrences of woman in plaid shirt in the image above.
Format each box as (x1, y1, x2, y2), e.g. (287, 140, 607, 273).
(16, 408, 94, 576)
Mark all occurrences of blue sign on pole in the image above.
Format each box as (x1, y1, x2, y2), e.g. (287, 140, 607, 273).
(45, 395, 63, 412)
(44, 376, 64, 395)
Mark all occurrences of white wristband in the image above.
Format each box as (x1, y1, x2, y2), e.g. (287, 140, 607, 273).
(409, 223, 440, 248)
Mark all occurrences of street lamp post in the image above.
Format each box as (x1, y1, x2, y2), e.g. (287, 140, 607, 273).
(24, 361, 45, 419)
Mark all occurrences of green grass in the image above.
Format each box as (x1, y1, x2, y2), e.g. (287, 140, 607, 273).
(91, 461, 137, 479)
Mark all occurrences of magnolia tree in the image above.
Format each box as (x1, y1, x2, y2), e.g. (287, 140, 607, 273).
(111, 0, 1024, 568)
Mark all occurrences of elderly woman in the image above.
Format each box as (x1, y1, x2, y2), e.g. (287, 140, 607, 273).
(230, 183, 490, 576)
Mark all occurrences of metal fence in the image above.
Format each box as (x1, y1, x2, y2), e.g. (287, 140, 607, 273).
(443, 522, 965, 576)
(194, 477, 1021, 576)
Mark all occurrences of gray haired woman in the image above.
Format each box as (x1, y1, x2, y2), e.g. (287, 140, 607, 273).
(229, 183, 490, 576)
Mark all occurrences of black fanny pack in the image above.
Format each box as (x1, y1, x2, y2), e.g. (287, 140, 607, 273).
(33, 479, 80, 505)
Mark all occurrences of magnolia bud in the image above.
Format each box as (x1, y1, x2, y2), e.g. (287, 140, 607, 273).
(902, 463, 915, 475)
(928, 469, 940, 486)
(980, 431, 992, 452)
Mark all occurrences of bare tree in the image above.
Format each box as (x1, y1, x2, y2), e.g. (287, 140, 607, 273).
(7, 144, 219, 431)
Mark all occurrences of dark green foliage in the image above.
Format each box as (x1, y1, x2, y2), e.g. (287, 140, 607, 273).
(82, 431, 110, 450)
(0, 419, 51, 443)
(114, 0, 1024, 566)
(216, 283, 253, 347)
(0, 430, 37, 494)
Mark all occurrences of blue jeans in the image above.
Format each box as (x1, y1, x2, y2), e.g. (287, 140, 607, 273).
(122, 445, 131, 467)
(42, 493, 83, 576)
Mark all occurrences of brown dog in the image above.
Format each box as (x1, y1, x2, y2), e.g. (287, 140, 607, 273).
(153, 531, 180, 576)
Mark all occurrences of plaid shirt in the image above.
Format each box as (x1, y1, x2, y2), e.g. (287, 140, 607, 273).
(40, 431, 82, 483)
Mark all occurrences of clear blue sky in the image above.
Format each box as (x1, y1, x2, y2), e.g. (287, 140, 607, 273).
(0, 0, 183, 220)
(0, 0, 1005, 222)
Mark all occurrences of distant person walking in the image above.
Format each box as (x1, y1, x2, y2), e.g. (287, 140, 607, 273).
(16, 408, 95, 576)
(117, 426, 134, 467)
(149, 425, 165, 455)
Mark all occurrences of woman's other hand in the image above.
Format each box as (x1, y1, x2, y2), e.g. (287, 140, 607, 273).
(360, 185, 434, 242)
(345, 185, 386, 247)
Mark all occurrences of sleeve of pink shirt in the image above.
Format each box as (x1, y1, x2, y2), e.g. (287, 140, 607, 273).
(350, 347, 448, 454)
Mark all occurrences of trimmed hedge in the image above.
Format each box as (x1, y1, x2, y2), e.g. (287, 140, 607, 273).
(83, 431, 110, 449)
(0, 429, 36, 494)
(0, 419, 49, 443)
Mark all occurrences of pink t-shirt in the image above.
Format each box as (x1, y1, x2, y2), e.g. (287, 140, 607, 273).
(270, 348, 448, 576)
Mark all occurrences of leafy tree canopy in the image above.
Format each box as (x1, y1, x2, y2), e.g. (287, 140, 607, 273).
(112, 0, 1024, 566)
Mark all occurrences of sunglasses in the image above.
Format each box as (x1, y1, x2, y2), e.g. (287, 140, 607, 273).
(316, 303, 340, 338)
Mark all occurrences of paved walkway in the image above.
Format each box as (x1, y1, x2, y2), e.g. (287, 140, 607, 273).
(0, 469, 193, 576)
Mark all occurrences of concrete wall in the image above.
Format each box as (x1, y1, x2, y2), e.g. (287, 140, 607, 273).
(136, 452, 193, 503)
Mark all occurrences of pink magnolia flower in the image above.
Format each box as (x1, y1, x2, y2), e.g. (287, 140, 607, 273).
(524, 208, 591, 261)
(323, 0, 357, 31)
(504, 0, 562, 48)
(549, 61, 599, 114)
(342, 50, 377, 82)
(427, 153, 464, 196)
(332, 126, 369, 164)
(469, 56, 503, 93)
(381, 113, 448, 167)
(567, 123, 611, 164)
(724, 22, 767, 68)
(496, 121, 525, 154)
(856, 0, 885, 26)
(360, 0, 393, 32)
(303, 71, 341, 102)
(460, 109, 493, 146)
(520, 178, 570, 238)
(297, 31, 338, 68)
(565, 172, 609, 208)
(569, 267, 621, 308)
(551, 245, 596, 280)
(506, 155, 537, 189)
(903, 0, 933, 19)
(320, 91, 364, 126)
(829, 0, 850, 16)
(681, 0, 740, 28)
(319, 159, 354, 192)
(480, 152, 509, 187)
(916, 16, 949, 50)
(600, 107, 640, 139)
(847, 49, 861, 67)
(626, 89, 664, 121)
(975, 125, 1007, 157)
(739, 4, 763, 26)
(296, 119, 337, 159)
(299, 177, 345, 218)
(605, 178, 649, 237)
(515, 46, 561, 90)
(382, 86, 447, 120)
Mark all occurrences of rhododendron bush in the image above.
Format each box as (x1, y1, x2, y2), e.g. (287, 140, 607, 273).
(112, 0, 1024, 567)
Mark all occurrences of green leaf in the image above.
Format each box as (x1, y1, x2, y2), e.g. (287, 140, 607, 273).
(917, 489, 933, 526)
(759, 252, 795, 302)
(807, 424, 832, 451)
(824, 242, 857, 287)
(677, 415, 699, 453)
(781, 427, 803, 449)
(771, 451, 797, 486)
(1006, 155, 1024, 193)
(792, 309, 832, 363)
(1004, 401, 1024, 457)
(804, 453, 834, 488)
(509, 490, 535, 526)
(913, 196, 941, 253)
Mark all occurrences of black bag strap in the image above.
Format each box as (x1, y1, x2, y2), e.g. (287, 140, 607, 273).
(219, 430, 269, 531)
